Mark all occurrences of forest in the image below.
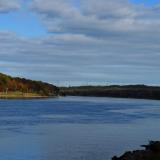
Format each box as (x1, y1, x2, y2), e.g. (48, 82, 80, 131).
(60, 85, 160, 100)
(0, 73, 59, 97)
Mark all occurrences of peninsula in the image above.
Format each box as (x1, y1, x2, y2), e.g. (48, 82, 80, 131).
(0, 73, 59, 99)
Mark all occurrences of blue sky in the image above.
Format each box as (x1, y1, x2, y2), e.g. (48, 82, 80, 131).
(0, 0, 160, 86)
(132, 0, 160, 5)
(0, 9, 46, 37)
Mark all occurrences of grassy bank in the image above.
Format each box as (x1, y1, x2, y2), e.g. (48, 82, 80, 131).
(0, 92, 51, 99)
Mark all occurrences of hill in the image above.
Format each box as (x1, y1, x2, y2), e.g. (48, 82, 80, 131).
(0, 73, 59, 98)
(60, 85, 160, 100)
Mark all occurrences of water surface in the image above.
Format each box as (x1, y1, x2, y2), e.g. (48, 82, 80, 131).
(0, 96, 160, 160)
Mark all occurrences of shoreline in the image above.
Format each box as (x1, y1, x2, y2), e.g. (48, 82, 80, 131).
(62, 95, 160, 101)
(0, 92, 59, 100)
(0, 96, 58, 100)
(1, 94, 160, 101)
(2, 95, 160, 101)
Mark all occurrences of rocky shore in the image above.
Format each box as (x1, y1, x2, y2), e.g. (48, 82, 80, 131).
(112, 141, 160, 160)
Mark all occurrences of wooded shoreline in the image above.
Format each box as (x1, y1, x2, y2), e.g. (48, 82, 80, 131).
(2, 72, 160, 100)
(60, 85, 160, 100)
(0, 73, 59, 98)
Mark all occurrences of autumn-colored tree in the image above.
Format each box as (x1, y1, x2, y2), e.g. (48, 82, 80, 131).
(0, 73, 59, 96)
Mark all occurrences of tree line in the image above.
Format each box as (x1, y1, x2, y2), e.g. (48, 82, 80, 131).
(60, 85, 160, 100)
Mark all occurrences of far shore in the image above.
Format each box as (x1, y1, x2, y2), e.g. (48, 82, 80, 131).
(60, 85, 160, 100)
(2, 84, 160, 101)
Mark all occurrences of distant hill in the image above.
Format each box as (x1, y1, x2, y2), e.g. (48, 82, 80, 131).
(0, 73, 59, 98)
(60, 85, 160, 100)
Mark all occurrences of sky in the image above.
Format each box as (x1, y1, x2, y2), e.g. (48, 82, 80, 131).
(0, 0, 160, 86)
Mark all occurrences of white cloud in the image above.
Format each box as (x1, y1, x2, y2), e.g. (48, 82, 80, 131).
(0, 0, 20, 12)
(31, 0, 160, 34)
(0, 29, 160, 85)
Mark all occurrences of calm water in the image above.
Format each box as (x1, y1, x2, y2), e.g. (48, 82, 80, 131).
(0, 96, 160, 160)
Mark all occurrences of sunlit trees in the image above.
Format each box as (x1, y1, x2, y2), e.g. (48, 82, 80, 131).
(0, 73, 59, 96)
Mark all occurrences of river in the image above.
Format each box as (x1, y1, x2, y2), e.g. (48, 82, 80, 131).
(0, 96, 160, 160)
